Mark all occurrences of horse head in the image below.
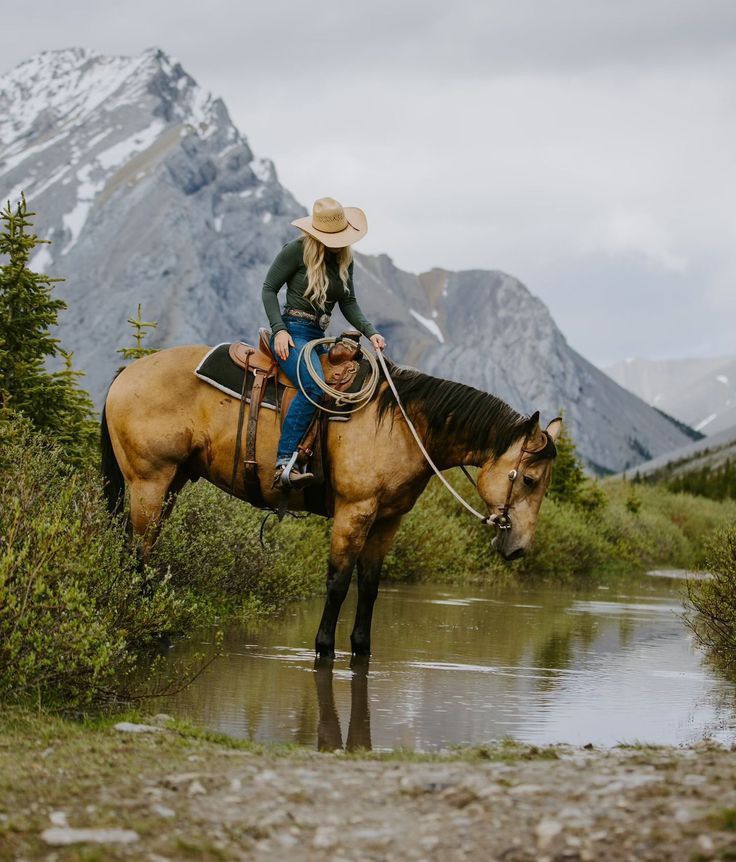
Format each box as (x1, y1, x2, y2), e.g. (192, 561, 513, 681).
(476, 412, 562, 560)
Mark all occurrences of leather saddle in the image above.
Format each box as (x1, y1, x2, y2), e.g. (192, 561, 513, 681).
(227, 327, 364, 510)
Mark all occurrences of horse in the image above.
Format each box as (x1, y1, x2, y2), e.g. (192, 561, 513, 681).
(101, 343, 561, 659)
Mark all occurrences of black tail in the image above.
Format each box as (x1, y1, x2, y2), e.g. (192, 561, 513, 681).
(100, 403, 126, 519)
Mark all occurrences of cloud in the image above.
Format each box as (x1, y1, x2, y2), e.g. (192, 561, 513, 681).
(601, 212, 688, 273)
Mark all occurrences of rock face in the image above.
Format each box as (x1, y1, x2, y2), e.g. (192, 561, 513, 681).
(605, 356, 736, 437)
(0, 47, 303, 390)
(0, 48, 696, 472)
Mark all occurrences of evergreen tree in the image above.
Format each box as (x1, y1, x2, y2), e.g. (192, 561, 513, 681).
(0, 195, 96, 465)
(547, 420, 586, 505)
(117, 304, 158, 362)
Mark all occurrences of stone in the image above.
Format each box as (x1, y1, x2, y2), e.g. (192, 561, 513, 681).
(188, 780, 207, 796)
(697, 834, 715, 855)
(313, 826, 338, 849)
(536, 819, 563, 850)
(113, 722, 163, 734)
(41, 827, 139, 846)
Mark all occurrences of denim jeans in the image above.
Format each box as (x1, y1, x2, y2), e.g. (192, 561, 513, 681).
(271, 318, 328, 462)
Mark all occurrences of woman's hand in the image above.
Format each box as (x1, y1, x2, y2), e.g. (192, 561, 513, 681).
(370, 333, 386, 352)
(274, 330, 295, 361)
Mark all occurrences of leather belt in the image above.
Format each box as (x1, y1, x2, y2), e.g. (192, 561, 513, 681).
(285, 308, 331, 330)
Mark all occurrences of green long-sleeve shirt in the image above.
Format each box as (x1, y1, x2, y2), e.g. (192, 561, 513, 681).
(261, 237, 378, 338)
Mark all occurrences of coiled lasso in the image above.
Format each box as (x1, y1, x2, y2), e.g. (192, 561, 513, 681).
(295, 339, 492, 522)
(295, 337, 380, 415)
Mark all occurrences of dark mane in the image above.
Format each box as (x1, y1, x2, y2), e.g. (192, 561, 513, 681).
(375, 360, 529, 458)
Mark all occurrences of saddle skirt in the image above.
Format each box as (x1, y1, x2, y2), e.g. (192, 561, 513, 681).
(195, 328, 368, 516)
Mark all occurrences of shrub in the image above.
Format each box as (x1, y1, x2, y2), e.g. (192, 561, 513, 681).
(0, 416, 198, 707)
(151, 482, 326, 618)
(686, 526, 736, 677)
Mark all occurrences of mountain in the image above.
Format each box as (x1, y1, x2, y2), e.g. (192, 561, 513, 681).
(0, 47, 697, 473)
(605, 356, 736, 436)
(617, 423, 736, 480)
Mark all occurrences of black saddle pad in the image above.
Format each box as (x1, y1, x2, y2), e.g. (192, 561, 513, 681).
(194, 343, 287, 410)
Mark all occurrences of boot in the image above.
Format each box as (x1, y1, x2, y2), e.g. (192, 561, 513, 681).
(273, 453, 315, 492)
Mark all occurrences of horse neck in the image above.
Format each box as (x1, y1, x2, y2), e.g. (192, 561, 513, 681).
(410, 412, 492, 472)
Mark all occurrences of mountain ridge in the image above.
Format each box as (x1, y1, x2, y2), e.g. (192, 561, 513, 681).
(0, 47, 696, 473)
(605, 355, 736, 436)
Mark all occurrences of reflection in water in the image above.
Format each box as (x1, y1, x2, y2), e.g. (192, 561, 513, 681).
(315, 664, 371, 751)
(156, 577, 736, 750)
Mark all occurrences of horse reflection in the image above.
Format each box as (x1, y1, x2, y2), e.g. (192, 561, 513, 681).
(314, 663, 371, 751)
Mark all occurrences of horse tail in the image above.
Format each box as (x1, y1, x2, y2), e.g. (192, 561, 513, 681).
(100, 402, 126, 520)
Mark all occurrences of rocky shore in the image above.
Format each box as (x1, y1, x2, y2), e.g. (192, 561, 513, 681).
(1, 713, 735, 861)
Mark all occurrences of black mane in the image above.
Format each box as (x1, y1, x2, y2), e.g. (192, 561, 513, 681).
(375, 360, 530, 458)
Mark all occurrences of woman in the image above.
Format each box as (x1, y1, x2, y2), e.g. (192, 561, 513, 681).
(262, 197, 386, 490)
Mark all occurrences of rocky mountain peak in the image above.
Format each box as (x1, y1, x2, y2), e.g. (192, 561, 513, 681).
(0, 48, 696, 472)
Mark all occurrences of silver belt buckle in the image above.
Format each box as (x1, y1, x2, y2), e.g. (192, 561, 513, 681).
(318, 313, 330, 331)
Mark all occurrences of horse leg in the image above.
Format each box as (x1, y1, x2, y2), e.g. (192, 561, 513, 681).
(315, 500, 376, 660)
(128, 466, 186, 561)
(350, 515, 402, 658)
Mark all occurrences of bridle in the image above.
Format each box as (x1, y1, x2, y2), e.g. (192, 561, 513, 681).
(489, 431, 549, 531)
(375, 349, 552, 532)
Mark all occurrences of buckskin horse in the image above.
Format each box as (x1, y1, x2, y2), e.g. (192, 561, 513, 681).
(101, 335, 561, 659)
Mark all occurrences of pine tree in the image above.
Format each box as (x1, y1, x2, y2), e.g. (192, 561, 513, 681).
(547, 420, 586, 506)
(0, 195, 96, 465)
(117, 304, 158, 362)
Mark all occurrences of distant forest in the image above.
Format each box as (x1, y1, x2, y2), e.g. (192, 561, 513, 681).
(640, 457, 736, 502)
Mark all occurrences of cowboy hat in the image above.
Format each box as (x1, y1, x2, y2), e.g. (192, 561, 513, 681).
(290, 197, 368, 248)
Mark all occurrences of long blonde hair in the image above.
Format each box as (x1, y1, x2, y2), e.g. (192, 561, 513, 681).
(301, 233, 352, 309)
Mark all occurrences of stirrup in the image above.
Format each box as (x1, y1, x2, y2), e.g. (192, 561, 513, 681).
(273, 452, 315, 491)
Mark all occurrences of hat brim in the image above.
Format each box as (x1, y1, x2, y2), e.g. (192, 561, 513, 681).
(290, 207, 368, 248)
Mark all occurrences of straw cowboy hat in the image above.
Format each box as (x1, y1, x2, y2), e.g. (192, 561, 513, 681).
(291, 197, 368, 248)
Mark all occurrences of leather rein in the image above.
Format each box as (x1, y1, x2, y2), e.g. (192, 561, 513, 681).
(375, 350, 545, 531)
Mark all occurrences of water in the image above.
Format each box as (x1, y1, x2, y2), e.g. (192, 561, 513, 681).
(156, 574, 736, 751)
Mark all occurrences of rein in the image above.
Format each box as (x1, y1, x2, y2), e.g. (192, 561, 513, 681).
(296, 341, 540, 529)
(375, 350, 496, 525)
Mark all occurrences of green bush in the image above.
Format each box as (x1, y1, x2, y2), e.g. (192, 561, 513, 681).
(152, 482, 326, 618)
(0, 416, 198, 707)
(687, 525, 736, 677)
(379, 474, 735, 585)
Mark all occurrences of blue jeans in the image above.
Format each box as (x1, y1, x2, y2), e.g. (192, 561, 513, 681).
(271, 318, 327, 462)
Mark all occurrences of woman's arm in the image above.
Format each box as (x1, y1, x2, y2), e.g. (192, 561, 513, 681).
(338, 260, 379, 338)
(262, 241, 301, 335)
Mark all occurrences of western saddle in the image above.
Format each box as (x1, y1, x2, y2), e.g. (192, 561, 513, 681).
(227, 327, 364, 509)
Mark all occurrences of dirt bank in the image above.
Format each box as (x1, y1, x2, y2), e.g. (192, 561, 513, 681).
(1, 713, 735, 861)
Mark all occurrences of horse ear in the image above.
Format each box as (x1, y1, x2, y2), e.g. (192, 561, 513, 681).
(526, 410, 540, 431)
(546, 416, 563, 442)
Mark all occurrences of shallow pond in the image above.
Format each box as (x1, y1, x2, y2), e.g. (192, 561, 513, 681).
(156, 574, 736, 751)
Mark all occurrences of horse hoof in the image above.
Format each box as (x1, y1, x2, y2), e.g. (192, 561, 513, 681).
(350, 642, 371, 658)
(314, 654, 334, 669)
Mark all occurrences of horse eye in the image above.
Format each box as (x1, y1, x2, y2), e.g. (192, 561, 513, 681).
(523, 475, 537, 488)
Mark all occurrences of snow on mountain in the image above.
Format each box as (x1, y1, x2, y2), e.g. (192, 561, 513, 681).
(605, 356, 736, 436)
(0, 48, 698, 473)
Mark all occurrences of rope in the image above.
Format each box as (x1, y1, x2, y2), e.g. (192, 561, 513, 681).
(293, 337, 492, 525)
(374, 350, 491, 525)
(295, 338, 380, 415)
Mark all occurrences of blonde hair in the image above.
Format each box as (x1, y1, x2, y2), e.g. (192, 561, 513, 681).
(301, 233, 352, 309)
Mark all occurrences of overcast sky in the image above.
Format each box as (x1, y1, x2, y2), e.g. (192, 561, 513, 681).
(4, 0, 735, 366)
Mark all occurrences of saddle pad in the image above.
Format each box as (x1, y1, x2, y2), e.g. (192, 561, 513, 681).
(195, 343, 287, 410)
